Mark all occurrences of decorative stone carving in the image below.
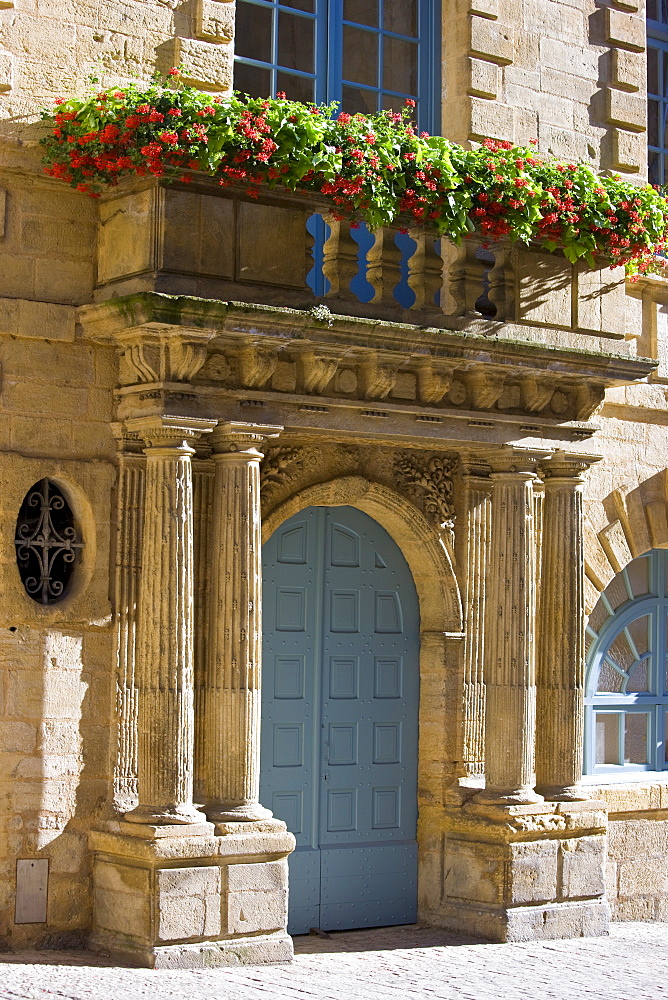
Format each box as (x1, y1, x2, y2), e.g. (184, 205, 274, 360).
(465, 369, 507, 410)
(199, 352, 232, 382)
(118, 329, 215, 387)
(260, 446, 305, 502)
(395, 452, 457, 536)
(415, 360, 455, 405)
(295, 349, 340, 394)
(236, 343, 279, 389)
(520, 374, 555, 413)
(360, 356, 400, 400)
(574, 383, 607, 420)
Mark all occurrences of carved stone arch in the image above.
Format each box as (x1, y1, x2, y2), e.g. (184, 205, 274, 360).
(584, 470, 668, 614)
(262, 475, 463, 633)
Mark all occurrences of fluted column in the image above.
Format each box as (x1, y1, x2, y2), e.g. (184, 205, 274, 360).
(480, 452, 544, 804)
(458, 457, 492, 780)
(203, 421, 282, 823)
(124, 415, 216, 827)
(111, 427, 145, 813)
(536, 454, 596, 801)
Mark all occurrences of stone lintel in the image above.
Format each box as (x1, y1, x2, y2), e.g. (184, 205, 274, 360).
(482, 446, 552, 475)
(126, 414, 218, 447)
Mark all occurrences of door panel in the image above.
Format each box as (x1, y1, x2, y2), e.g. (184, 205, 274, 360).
(261, 506, 419, 934)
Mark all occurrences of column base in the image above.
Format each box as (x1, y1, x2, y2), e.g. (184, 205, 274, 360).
(124, 805, 210, 827)
(536, 784, 592, 802)
(89, 819, 296, 969)
(473, 787, 544, 807)
(420, 799, 610, 944)
(206, 803, 273, 823)
(89, 931, 294, 969)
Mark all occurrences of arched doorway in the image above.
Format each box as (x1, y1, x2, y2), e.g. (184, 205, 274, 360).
(261, 505, 420, 934)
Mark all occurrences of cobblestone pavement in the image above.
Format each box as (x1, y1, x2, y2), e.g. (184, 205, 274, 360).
(0, 923, 666, 1000)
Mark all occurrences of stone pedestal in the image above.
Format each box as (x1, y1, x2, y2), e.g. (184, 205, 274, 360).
(89, 821, 295, 968)
(434, 799, 610, 942)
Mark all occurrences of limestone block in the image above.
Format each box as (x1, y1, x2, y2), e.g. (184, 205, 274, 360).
(98, 188, 156, 285)
(598, 520, 632, 573)
(172, 37, 232, 92)
(226, 888, 288, 934)
(226, 859, 288, 934)
(605, 861, 618, 900)
(157, 894, 207, 941)
(443, 841, 502, 905)
(237, 201, 309, 288)
(517, 250, 573, 329)
(606, 8, 645, 51)
(560, 836, 606, 900)
(612, 128, 644, 172)
(469, 0, 498, 17)
(468, 57, 499, 99)
(605, 89, 646, 131)
(618, 858, 668, 897)
(611, 48, 643, 91)
(0, 298, 76, 341)
(195, 0, 235, 42)
(608, 818, 668, 859)
(508, 841, 559, 905)
(0, 721, 36, 753)
(158, 866, 221, 897)
(227, 860, 288, 893)
(0, 187, 5, 239)
(163, 188, 234, 279)
(469, 18, 514, 65)
(468, 96, 515, 142)
(94, 886, 150, 939)
(0, 48, 13, 92)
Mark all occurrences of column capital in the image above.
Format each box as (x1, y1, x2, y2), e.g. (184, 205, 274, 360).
(127, 415, 217, 450)
(482, 447, 551, 478)
(540, 450, 603, 485)
(210, 421, 283, 458)
(459, 453, 492, 483)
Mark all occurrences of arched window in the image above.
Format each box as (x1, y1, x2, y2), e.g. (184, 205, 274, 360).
(585, 550, 668, 774)
(233, 0, 440, 134)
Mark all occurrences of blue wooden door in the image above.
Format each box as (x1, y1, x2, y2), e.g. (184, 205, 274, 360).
(261, 506, 420, 934)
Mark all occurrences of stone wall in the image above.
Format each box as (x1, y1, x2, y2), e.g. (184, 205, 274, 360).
(442, 0, 647, 175)
(588, 784, 668, 921)
(0, 0, 235, 118)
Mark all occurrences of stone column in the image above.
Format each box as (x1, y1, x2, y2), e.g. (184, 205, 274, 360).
(536, 454, 595, 801)
(202, 421, 282, 823)
(458, 457, 492, 782)
(480, 452, 544, 804)
(124, 415, 216, 827)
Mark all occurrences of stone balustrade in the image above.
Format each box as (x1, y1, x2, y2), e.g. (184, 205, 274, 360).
(95, 176, 633, 343)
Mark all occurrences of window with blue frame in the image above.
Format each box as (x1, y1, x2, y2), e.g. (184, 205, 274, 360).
(647, 1, 668, 186)
(584, 550, 668, 774)
(233, 0, 439, 136)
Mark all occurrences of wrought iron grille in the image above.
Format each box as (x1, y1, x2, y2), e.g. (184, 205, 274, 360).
(14, 479, 83, 605)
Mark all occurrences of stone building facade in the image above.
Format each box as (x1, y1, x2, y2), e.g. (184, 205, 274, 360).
(1, 0, 667, 969)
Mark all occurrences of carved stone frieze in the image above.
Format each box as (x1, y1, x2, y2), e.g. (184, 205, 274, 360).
(117, 328, 215, 387)
(394, 452, 457, 537)
(359, 356, 400, 400)
(295, 349, 340, 394)
(236, 343, 279, 389)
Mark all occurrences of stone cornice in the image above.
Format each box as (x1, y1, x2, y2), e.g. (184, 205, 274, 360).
(77, 293, 656, 432)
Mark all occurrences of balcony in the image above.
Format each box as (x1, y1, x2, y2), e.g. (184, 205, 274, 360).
(82, 175, 656, 447)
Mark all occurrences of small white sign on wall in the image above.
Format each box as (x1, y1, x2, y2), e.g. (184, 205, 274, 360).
(15, 859, 48, 924)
